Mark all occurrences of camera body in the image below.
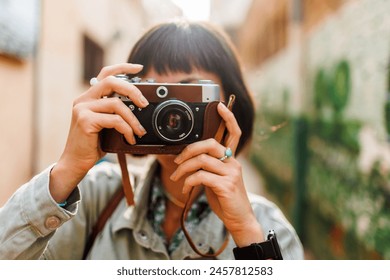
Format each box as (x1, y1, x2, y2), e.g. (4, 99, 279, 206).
(99, 75, 222, 154)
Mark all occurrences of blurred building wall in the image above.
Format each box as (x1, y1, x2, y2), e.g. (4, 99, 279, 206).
(0, 56, 34, 206)
(0, 0, 38, 206)
(0, 0, 182, 206)
(239, 0, 390, 259)
(209, 0, 252, 41)
(34, 0, 146, 175)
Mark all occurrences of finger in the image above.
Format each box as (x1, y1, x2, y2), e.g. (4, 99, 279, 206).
(170, 154, 226, 181)
(77, 76, 149, 108)
(182, 170, 230, 195)
(76, 98, 147, 137)
(96, 63, 143, 80)
(217, 102, 241, 152)
(89, 112, 137, 145)
(174, 138, 226, 165)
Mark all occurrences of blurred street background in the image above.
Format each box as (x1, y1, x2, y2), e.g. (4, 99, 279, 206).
(1, 0, 390, 259)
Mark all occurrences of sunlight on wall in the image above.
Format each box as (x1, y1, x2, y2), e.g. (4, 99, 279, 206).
(172, 0, 210, 21)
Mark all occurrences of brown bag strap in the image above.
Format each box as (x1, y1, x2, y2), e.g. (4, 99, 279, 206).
(82, 178, 125, 259)
(82, 153, 132, 259)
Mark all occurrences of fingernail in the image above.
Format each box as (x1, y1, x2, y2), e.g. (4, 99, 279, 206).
(139, 124, 147, 135)
(140, 95, 149, 106)
(170, 171, 177, 181)
(133, 64, 144, 68)
(219, 102, 228, 110)
(174, 155, 181, 164)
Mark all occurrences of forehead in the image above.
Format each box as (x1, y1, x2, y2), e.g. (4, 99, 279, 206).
(143, 69, 222, 85)
(141, 69, 225, 100)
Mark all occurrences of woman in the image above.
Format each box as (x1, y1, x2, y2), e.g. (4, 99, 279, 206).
(0, 20, 304, 259)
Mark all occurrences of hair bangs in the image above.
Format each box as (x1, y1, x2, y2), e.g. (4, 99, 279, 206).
(127, 21, 254, 154)
(128, 23, 226, 77)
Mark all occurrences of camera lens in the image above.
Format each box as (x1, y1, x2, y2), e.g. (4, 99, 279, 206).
(153, 100, 194, 142)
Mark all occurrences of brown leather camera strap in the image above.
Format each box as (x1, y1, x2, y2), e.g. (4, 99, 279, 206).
(117, 94, 235, 210)
(117, 153, 135, 206)
(180, 187, 230, 258)
(116, 154, 230, 258)
(180, 94, 235, 258)
(214, 95, 235, 143)
(84, 95, 235, 259)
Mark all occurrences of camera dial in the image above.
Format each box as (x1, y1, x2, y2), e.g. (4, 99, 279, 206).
(156, 86, 168, 98)
(152, 100, 194, 142)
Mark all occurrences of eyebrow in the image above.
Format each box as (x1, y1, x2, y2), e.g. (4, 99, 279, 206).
(178, 77, 201, 84)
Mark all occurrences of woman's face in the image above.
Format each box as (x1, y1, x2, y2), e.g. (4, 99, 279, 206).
(142, 69, 225, 166)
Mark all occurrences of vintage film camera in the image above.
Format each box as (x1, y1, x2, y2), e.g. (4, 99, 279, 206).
(99, 75, 222, 154)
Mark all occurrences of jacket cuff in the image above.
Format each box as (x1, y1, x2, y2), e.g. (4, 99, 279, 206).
(21, 164, 81, 237)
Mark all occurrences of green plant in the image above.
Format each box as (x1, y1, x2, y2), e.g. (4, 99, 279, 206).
(314, 68, 330, 114)
(330, 60, 351, 114)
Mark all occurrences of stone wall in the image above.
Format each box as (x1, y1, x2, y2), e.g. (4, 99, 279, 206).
(247, 0, 390, 259)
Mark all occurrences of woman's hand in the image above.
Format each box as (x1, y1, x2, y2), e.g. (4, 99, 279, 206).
(49, 63, 148, 203)
(170, 102, 265, 247)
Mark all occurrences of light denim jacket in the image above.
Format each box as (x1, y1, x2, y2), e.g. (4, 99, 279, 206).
(0, 160, 304, 260)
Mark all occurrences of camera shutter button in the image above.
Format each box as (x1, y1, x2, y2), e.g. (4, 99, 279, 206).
(131, 77, 142, 83)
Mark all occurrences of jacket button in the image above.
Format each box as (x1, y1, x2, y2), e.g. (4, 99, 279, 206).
(45, 216, 61, 230)
(138, 230, 148, 241)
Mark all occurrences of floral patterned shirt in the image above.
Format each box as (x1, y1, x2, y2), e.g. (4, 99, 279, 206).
(147, 175, 210, 255)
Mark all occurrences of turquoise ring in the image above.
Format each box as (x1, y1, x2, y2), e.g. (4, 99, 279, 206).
(89, 77, 99, 86)
(219, 147, 233, 161)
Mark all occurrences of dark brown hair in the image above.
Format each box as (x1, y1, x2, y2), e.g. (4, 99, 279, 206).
(127, 20, 254, 154)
